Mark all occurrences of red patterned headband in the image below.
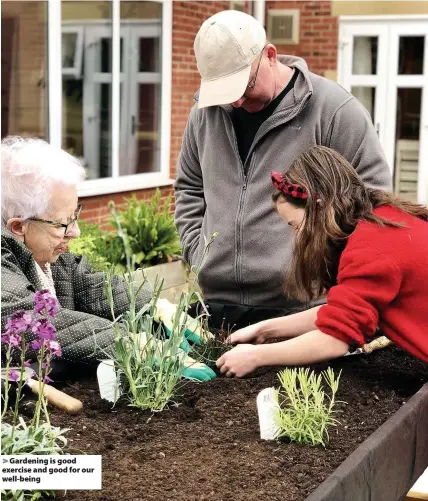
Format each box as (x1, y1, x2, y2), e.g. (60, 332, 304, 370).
(271, 172, 309, 200)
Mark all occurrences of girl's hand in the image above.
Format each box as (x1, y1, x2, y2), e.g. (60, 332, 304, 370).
(227, 323, 266, 345)
(216, 344, 260, 378)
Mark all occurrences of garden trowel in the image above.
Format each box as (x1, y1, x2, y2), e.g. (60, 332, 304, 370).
(1, 367, 83, 414)
(344, 336, 393, 356)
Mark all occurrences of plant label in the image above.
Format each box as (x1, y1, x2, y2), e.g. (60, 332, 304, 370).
(97, 360, 121, 403)
(257, 387, 280, 440)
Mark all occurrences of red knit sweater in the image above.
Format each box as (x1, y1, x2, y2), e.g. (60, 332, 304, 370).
(315, 205, 428, 362)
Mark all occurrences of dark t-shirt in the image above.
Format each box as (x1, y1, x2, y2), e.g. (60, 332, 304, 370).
(232, 70, 299, 167)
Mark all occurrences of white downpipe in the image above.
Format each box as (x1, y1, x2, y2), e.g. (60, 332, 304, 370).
(48, 0, 62, 147)
(112, 0, 120, 177)
(253, 0, 266, 27)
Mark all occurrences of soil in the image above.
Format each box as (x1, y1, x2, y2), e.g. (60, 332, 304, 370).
(22, 348, 428, 500)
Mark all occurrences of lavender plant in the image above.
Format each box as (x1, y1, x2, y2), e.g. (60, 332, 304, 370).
(102, 201, 218, 411)
(1, 291, 69, 501)
(274, 367, 342, 447)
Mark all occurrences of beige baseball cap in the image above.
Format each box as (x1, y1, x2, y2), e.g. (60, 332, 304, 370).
(194, 10, 266, 109)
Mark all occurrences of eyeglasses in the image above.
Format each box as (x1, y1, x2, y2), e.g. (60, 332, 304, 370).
(28, 204, 82, 236)
(246, 46, 266, 91)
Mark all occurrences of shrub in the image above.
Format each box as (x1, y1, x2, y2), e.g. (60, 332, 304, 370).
(69, 189, 181, 271)
(68, 221, 116, 272)
(274, 367, 342, 446)
(109, 190, 181, 268)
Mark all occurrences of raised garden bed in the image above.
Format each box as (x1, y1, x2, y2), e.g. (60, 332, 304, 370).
(46, 347, 427, 500)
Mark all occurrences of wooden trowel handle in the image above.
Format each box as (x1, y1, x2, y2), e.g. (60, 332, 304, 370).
(27, 379, 83, 414)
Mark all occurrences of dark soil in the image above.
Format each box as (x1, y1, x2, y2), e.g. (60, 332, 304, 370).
(45, 348, 427, 500)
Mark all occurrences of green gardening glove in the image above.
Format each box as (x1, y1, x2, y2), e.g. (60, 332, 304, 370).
(154, 298, 214, 352)
(180, 351, 216, 382)
(135, 332, 216, 382)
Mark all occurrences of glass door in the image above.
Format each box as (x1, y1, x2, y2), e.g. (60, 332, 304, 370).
(384, 23, 428, 204)
(339, 19, 428, 204)
(82, 24, 162, 179)
(83, 26, 126, 179)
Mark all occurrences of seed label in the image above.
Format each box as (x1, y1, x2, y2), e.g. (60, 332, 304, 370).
(256, 387, 280, 440)
(1, 455, 102, 489)
(97, 359, 121, 403)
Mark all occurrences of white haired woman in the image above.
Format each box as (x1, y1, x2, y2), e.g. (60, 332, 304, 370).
(1, 136, 151, 370)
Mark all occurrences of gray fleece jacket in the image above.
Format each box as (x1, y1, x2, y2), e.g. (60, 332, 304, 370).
(174, 56, 392, 309)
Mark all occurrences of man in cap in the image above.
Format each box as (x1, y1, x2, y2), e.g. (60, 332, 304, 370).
(174, 10, 392, 331)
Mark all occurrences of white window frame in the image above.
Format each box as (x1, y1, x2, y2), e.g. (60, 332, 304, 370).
(339, 15, 428, 205)
(48, 0, 173, 197)
(61, 26, 84, 78)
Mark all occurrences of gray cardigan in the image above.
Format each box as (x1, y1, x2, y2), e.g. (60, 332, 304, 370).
(175, 55, 392, 308)
(1, 228, 151, 364)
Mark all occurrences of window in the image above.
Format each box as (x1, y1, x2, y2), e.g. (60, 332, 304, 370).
(62, 26, 84, 78)
(60, 0, 172, 196)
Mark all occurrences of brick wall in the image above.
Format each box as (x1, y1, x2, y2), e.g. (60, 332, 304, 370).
(74, 1, 339, 225)
(1, 1, 48, 138)
(81, 186, 176, 230)
(266, 0, 338, 77)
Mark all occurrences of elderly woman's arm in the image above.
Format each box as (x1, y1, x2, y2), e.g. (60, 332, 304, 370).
(54, 253, 151, 320)
(2, 249, 119, 364)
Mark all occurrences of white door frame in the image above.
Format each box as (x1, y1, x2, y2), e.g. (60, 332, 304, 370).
(339, 16, 428, 204)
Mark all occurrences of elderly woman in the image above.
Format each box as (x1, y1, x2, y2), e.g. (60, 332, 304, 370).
(1, 136, 151, 367)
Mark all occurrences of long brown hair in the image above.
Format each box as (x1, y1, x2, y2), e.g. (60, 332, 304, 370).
(273, 146, 428, 302)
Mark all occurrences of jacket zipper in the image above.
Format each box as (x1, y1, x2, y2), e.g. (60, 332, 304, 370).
(225, 95, 311, 304)
(228, 125, 247, 303)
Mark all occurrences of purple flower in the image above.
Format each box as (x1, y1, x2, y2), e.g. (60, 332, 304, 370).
(34, 290, 60, 317)
(10, 334, 21, 347)
(5, 310, 33, 335)
(31, 339, 43, 351)
(46, 340, 62, 357)
(1, 333, 22, 348)
(1, 334, 11, 344)
(45, 376, 53, 384)
(31, 318, 56, 340)
(8, 370, 20, 382)
(24, 360, 32, 367)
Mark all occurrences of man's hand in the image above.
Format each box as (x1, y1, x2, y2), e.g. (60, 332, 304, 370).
(227, 323, 266, 345)
(216, 344, 261, 378)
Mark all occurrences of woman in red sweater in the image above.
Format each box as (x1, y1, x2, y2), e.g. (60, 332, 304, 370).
(216, 146, 428, 377)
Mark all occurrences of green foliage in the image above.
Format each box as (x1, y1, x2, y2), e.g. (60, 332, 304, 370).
(1, 417, 69, 455)
(274, 367, 342, 446)
(104, 273, 186, 412)
(68, 221, 116, 272)
(109, 190, 181, 268)
(1, 411, 69, 501)
(69, 190, 181, 271)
